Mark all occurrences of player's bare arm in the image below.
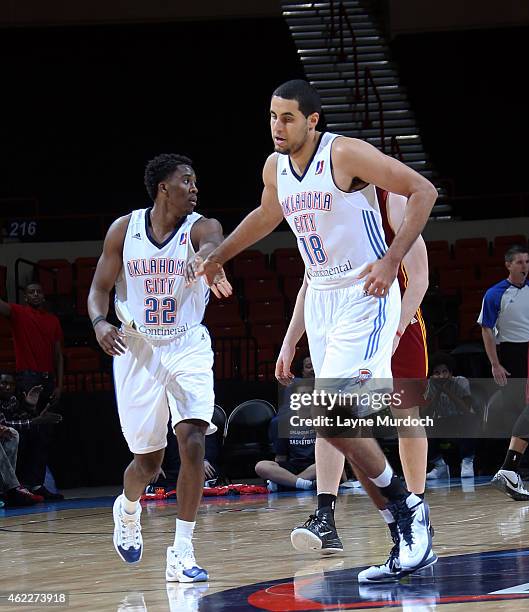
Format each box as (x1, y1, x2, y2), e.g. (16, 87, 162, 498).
(186, 217, 233, 299)
(332, 137, 437, 296)
(276, 276, 308, 385)
(386, 192, 429, 351)
(87, 214, 130, 357)
(197, 154, 284, 286)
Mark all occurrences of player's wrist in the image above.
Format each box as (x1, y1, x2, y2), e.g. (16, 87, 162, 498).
(91, 315, 107, 329)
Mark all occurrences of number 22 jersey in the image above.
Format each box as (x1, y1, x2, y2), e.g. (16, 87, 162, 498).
(114, 208, 210, 341)
(276, 131, 388, 289)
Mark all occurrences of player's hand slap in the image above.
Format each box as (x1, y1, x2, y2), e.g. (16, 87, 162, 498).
(192, 258, 233, 299)
(94, 321, 127, 357)
(358, 257, 399, 298)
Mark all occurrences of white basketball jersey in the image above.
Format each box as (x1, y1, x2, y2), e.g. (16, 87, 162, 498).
(115, 208, 209, 341)
(276, 132, 388, 289)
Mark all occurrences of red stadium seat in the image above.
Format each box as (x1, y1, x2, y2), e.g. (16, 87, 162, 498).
(204, 301, 243, 327)
(249, 322, 287, 348)
(459, 311, 482, 342)
(37, 259, 73, 296)
(63, 347, 101, 373)
(493, 234, 527, 253)
(438, 266, 475, 295)
(209, 323, 246, 338)
(243, 277, 282, 300)
(75, 257, 98, 288)
(282, 275, 305, 304)
(232, 251, 271, 279)
(246, 298, 285, 323)
(273, 248, 305, 277)
(453, 238, 488, 266)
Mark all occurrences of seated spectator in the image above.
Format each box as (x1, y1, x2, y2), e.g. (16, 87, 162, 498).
(424, 352, 478, 479)
(255, 356, 316, 492)
(0, 373, 63, 500)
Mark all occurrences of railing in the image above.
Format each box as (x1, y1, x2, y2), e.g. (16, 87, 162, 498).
(362, 66, 385, 152)
(330, 0, 361, 100)
(390, 135, 403, 161)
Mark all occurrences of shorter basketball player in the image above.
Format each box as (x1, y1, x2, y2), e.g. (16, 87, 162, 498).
(88, 154, 231, 581)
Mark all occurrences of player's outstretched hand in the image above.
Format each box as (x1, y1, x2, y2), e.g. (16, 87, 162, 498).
(275, 343, 296, 386)
(195, 258, 232, 299)
(94, 321, 127, 357)
(358, 257, 399, 298)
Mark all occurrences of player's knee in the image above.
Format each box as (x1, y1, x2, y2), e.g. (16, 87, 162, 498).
(178, 430, 205, 464)
(134, 455, 162, 481)
(255, 460, 272, 478)
(512, 405, 529, 440)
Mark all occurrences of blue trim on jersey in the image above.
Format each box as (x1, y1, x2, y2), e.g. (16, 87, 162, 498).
(362, 210, 384, 259)
(144, 207, 185, 250)
(288, 132, 325, 182)
(364, 296, 387, 360)
(480, 279, 510, 328)
(368, 210, 388, 255)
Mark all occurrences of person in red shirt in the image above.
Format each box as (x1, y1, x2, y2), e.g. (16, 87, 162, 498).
(0, 283, 64, 409)
(0, 283, 64, 500)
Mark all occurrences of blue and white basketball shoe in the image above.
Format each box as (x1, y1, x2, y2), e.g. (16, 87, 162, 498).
(113, 494, 143, 564)
(166, 544, 209, 582)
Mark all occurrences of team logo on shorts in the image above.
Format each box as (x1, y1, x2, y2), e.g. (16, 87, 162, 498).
(358, 369, 372, 382)
(179, 232, 187, 245)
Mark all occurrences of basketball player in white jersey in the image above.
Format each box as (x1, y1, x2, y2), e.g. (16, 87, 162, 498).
(195, 80, 438, 577)
(87, 154, 231, 582)
(277, 190, 432, 583)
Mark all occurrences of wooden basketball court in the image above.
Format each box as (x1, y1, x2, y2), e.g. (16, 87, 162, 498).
(2, 478, 529, 611)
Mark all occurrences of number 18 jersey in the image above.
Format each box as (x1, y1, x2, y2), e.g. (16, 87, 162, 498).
(276, 132, 387, 289)
(114, 208, 209, 342)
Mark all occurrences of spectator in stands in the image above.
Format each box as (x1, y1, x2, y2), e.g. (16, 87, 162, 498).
(0, 283, 64, 411)
(0, 372, 63, 500)
(255, 356, 316, 491)
(423, 352, 477, 479)
(477, 245, 529, 500)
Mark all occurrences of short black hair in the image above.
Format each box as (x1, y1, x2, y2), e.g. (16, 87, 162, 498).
(144, 153, 193, 201)
(429, 351, 456, 376)
(272, 79, 321, 117)
(505, 244, 529, 262)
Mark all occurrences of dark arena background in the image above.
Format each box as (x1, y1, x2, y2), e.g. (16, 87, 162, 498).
(1, 1, 529, 610)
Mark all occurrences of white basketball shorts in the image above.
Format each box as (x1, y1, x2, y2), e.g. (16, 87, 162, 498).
(113, 324, 216, 455)
(304, 279, 401, 387)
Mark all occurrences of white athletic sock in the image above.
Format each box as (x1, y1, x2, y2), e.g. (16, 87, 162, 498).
(369, 461, 393, 488)
(379, 508, 395, 524)
(121, 492, 140, 515)
(296, 478, 313, 490)
(174, 519, 196, 548)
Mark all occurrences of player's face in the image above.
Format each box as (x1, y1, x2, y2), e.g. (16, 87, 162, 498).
(506, 253, 529, 284)
(161, 165, 198, 216)
(270, 96, 318, 155)
(25, 283, 45, 307)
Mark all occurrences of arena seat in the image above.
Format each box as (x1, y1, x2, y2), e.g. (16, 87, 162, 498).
(246, 298, 286, 323)
(273, 248, 305, 277)
(37, 259, 73, 296)
(493, 234, 527, 253)
(249, 322, 287, 349)
(243, 277, 282, 300)
(63, 347, 101, 373)
(204, 300, 243, 327)
(232, 251, 271, 279)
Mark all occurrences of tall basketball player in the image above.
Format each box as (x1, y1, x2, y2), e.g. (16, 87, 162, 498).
(195, 80, 438, 577)
(87, 154, 231, 581)
(277, 188, 431, 582)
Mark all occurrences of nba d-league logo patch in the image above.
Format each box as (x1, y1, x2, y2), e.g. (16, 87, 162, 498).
(315, 160, 324, 175)
(179, 233, 187, 245)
